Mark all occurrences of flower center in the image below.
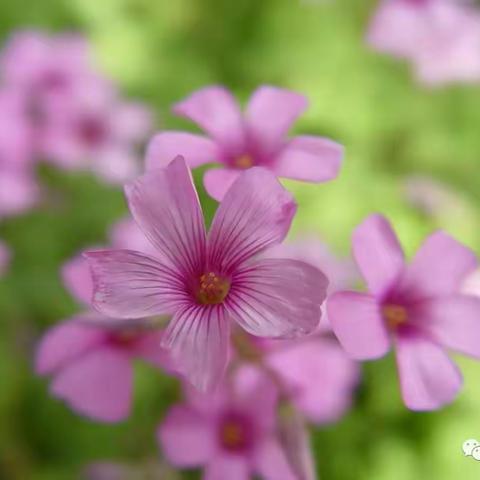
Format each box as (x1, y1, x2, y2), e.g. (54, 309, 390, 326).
(77, 116, 108, 147)
(382, 304, 408, 329)
(197, 272, 230, 305)
(219, 417, 251, 452)
(234, 154, 254, 169)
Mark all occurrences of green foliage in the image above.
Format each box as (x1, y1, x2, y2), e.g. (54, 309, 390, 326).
(1, 0, 480, 478)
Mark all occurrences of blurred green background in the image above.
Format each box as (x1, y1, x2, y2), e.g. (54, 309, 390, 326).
(1, 0, 480, 478)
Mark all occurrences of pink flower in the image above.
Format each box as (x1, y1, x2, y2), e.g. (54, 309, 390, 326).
(0, 30, 152, 184)
(84, 156, 328, 391)
(0, 88, 38, 217)
(36, 218, 170, 423)
(328, 214, 480, 410)
(146, 85, 344, 200)
(158, 366, 298, 480)
(41, 82, 152, 183)
(368, 0, 480, 86)
(1, 30, 95, 102)
(36, 316, 169, 422)
(264, 336, 359, 424)
(0, 240, 10, 276)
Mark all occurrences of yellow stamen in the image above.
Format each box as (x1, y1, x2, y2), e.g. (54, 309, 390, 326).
(221, 422, 244, 449)
(197, 272, 230, 305)
(382, 304, 408, 329)
(235, 154, 254, 169)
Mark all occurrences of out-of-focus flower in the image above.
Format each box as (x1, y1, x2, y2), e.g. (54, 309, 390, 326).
(328, 214, 480, 410)
(0, 31, 95, 102)
(146, 85, 344, 200)
(0, 240, 10, 276)
(367, 0, 480, 86)
(0, 88, 38, 217)
(264, 337, 359, 424)
(36, 315, 169, 422)
(41, 82, 152, 183)
(36, 217, 170, 422)
(253, 239, 359, 424)
(85, 156, 328, 392)
(158, 366, 298, 480)
(0, 30, 152, 185)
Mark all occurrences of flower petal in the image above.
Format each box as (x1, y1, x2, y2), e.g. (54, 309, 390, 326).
(401, 231, 477, 300)
(352, 214, 405, 296)
(245, 86, 308, 156)
(162, 304, 230, 392)
(203, 167, 241, 201)
(84, 250, 187, 319)
(267, 338, 359, 424)
(50, 346, 132, 422)
(208, 167, 297, 273)
(131, 330, 172, 370)
(228, 258, 327, 338)
(328, 291, 390, 360)
(157, 405, 214, 467)
(255, 438, 299, 480)
(36, 318, 106, 375)
(395, 333, 463, 411)
(415, 295, 480, 358)
(173, 86, 245, 151)
(274, 135, 344, 182)
(145, 132, 221, 170)
(125, 156, 206, 276)
(61, 254, 93, 306)
(205, 455, 250, 480)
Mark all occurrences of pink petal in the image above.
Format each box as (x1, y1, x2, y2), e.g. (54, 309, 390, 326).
(0, 171, 38, 217)
(204, 455, 250, 480)
(274, 135, 344, 182)
(328, 291, 390, 360)
(110, 102, 152, 142)
(254, 438, 299, 480)
(157, 405, 214, 467)
(109, 217, 157, 257)
(400, 231, 477, 300)
(84, 250, 187, 319)
(145, 132, 221, 170)
(367, 1, 426, 58)
(395, 333, 463, 411)
(173, 86, 245, 151)
(51, 346, 132, 422)
(131, 330, 172, 370)
(162, 304, 230, 392)
(245, 86, 308, 156)
(93, 148, 139, 185)
(228, 258, 327, 338)
(415, 295, 480, 358)
(203, 167, 241, 201)
(61, 254, 93, 306)
(35, 318, 106, 375)
(125, 156, 206, 276)
(267, 339, 359, 424)
(352, 214, 405, 297)
(208, 167, 297, 272)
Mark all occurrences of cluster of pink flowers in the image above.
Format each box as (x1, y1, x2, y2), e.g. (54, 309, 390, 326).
(34, 80, 480, 479)
(367, 0, 480, 86)
(0, 31, 152, 218)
